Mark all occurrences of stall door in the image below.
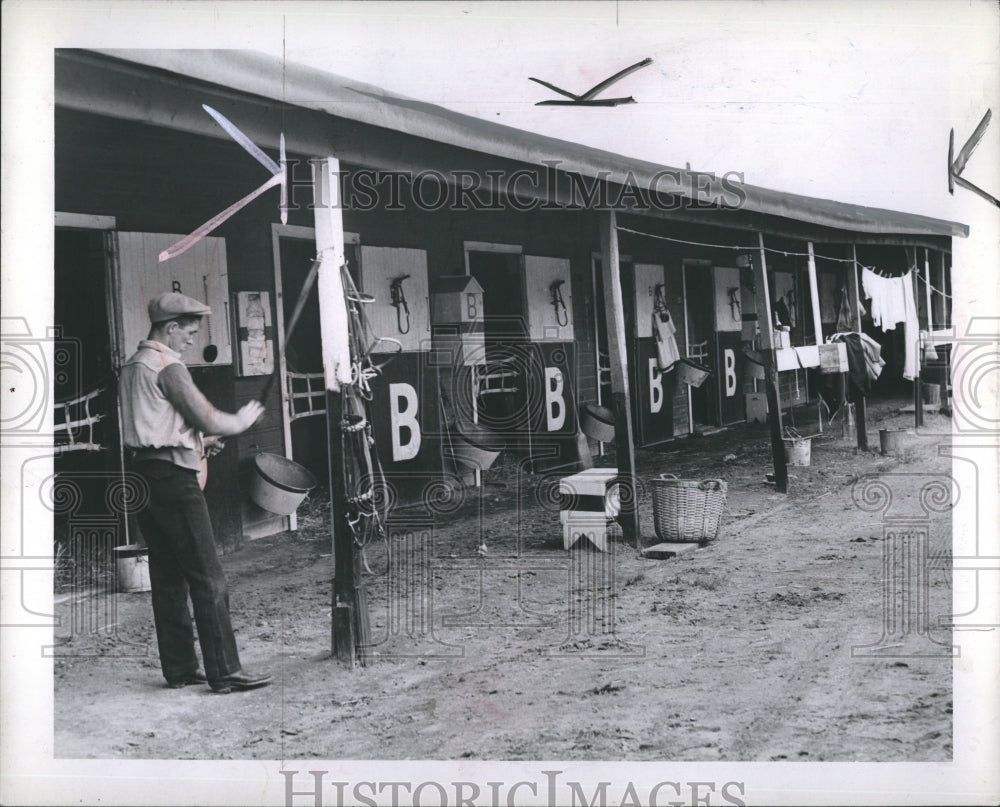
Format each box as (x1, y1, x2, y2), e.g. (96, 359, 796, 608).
(631, 263, 675, 446)
(523, 256, 578, 471)
(713, 266, 745, 426)
(113, 232, 232, 367)
(358, 246, 444, 506)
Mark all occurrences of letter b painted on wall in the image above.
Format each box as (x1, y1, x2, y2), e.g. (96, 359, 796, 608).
(545, 367, 566, 431)
(389, 382, 421, 461)
(724, 348, 737, 397)
(648, 358, 663, 413)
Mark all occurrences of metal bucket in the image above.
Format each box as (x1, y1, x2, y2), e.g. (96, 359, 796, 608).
(448, 427, 503, 471)
(743, 351, 766, 381)
(251, 453, 318, 515)
(579, 403, 615, 443)
(114, 545, 151, 593)
(677, 358, 712, 388)
(783, 437, 811, 466)
(879, 428, 906, 456)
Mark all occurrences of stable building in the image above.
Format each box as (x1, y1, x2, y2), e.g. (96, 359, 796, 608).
(53, 49, 965, 549)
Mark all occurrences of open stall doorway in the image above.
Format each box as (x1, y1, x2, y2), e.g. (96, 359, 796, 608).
(274, 231, 360, 488)
(466, 248, 529, 439)
(683, 263, 717, 430)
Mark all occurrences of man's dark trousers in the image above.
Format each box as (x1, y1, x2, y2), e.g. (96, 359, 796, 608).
(133, 460, 242, 682)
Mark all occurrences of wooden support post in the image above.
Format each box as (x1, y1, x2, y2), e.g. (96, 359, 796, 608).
(849, 245, 868, 450)
(923, 248, 935, 413)
(755, 233, 788, 493)
(939, 251, 951, 411)
(806, 242, 823, 346)
(598, 210, 640, 546)
(924, 248, 934, 335)
(913, 260, 924, 428)
(314, 157, 370, 666)
(681, 263, 694, 434)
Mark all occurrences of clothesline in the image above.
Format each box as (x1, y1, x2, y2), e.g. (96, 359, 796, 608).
(909, 263, 954, 300)
(614, 225, 848, 261)
(614, 224, 954, 300)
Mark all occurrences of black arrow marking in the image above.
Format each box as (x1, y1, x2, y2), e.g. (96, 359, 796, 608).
(949, 108, 999, 207)
(530, 57, 653, 107)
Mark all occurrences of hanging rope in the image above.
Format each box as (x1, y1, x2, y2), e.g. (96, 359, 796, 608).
(614, 224, 842, 261)
(614, 224, 945, 275)
(911, 266, 953, 300)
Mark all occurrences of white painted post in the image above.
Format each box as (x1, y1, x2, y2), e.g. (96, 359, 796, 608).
(598, 210, 639, 546)
(312, 158, 352, 392)
(807, 242, 823, 346)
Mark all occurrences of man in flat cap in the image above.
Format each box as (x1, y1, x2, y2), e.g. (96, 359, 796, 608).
(119, 291, 270, 694)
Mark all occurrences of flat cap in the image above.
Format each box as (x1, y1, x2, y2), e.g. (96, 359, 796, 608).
(148, 292, 211, 323)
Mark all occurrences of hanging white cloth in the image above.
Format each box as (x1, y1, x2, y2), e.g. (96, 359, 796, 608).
(653, 308, 681, 371)
(861, 267, 885, 326)
(902, 270, 919, 381)
(862, 266, 909, 333)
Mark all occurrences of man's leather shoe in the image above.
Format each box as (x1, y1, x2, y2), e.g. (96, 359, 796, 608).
(209, 670, 273, 694)
(166, 670, 208, 689)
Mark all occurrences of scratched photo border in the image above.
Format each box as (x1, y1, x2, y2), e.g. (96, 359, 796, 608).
(2, 1, 999, 805)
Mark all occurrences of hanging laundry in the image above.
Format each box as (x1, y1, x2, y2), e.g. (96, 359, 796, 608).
(652, 307, 681, 371)
(836, 282, 866, 332)
(901, 270, 919, 380)
(830, 332, 871, 401)
(857, 332, 886, 382)
(862, 267, 907, 331)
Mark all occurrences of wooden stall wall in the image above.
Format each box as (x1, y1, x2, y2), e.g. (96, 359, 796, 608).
(55, 108, 317, 546)
(340, 203, 599, 472)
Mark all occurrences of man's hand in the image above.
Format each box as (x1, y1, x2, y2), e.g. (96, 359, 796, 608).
(237, 401, 266, 431)
(202, 435, 226, 458)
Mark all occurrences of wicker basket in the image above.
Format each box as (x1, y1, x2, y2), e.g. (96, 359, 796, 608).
(650, 473, 727, 542)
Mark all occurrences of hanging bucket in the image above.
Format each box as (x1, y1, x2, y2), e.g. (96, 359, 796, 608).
(114, 545, 151, 593)
(251, 453, 317, 515)
(879, 428, 906, 456)
(676, 358, 712, 388)
(580, 403, 616, 443)
(782, 429, 811, 466)
(448, 426, 503, 471)
(743, 351, 766, 381)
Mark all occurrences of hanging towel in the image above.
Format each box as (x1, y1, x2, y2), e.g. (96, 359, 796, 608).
(902, 270, 919, 380)
(653, 308, 681, 371)
(861, 267, 884, 326)
(885, 275, 907, 331)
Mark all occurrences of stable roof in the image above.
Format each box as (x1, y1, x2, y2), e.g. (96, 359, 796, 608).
(80, 49, 967, 240)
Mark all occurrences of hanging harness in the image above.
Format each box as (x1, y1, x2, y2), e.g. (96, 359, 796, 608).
(550, 279, 568, 326)
(389, 275, 411, 334)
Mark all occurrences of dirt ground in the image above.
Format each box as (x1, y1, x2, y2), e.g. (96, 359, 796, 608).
(54, 397, 955, 761)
